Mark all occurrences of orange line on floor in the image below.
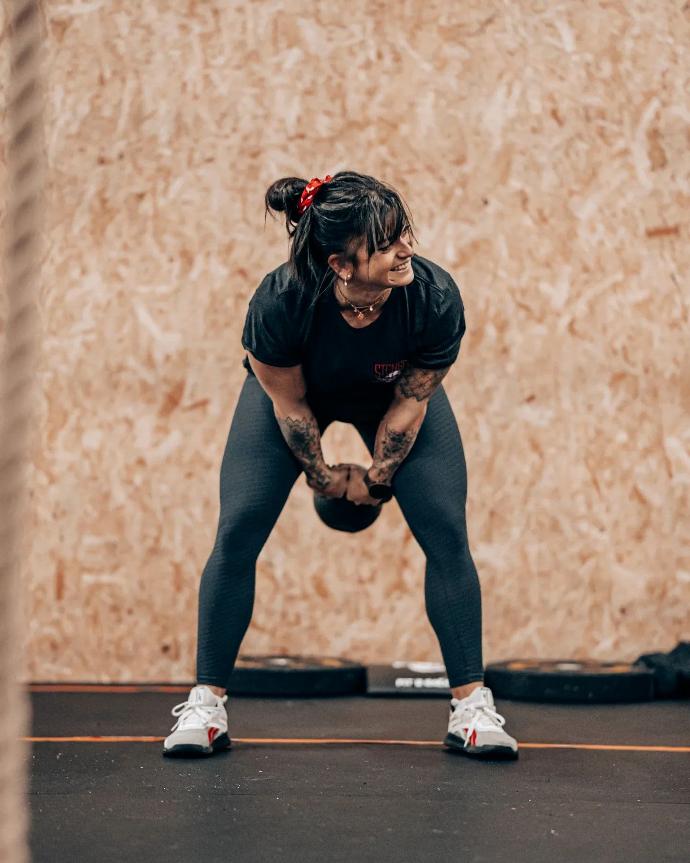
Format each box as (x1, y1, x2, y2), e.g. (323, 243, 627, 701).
(28, 685, 196, 693)
(23, 736, 690, 752)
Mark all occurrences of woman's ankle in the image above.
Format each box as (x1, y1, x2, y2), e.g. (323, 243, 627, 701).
(199, 683, 226, 697)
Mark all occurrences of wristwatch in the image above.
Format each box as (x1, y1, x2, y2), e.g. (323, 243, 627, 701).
(364, 471, 393, 502)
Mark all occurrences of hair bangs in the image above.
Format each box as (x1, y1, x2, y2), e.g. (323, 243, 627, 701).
(362, 191, 415, 258)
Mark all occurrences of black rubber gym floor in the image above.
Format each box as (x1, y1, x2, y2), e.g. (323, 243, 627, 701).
(28, 686, 689, 862)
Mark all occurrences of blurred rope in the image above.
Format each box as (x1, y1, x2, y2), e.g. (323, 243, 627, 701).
(1, 1, 46, 861)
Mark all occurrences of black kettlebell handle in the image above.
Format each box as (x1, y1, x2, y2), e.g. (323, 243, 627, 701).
(329, 462, 386, 506)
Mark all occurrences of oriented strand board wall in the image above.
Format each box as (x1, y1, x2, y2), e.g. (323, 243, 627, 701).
(0, 0, 688, 683)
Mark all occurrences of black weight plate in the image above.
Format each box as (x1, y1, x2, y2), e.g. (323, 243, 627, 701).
(228, 654, 367, 696)
(485, 659, 655, 703)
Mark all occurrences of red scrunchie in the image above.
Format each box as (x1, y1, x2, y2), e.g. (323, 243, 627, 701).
(297, 175, 332, 215)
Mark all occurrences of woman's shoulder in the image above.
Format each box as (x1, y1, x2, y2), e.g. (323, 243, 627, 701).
(250, 261, 313, 310)
(409, 255, 463, 319)
(410, 254, 461, 295)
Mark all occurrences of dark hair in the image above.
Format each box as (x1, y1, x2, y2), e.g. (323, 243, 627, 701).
(264, 171, 417, 306)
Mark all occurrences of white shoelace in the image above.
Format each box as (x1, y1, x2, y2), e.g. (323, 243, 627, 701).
(448, 700, 507, 746)
(170, 699, 225, 732)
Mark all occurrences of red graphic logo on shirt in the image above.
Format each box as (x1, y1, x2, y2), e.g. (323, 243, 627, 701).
(373, 360, 406, 383)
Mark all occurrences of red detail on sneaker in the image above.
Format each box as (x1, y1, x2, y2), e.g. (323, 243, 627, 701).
(469, 730, 477, 746)
(208, 727, 219, 744)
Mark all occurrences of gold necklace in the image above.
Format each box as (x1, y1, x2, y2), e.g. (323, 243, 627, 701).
(336, 278, 390, 320)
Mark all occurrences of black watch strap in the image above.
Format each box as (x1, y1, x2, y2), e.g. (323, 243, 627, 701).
(364, 471, 393, 501)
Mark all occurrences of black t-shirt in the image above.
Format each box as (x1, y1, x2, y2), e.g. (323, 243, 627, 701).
(241, 253, 466, 422)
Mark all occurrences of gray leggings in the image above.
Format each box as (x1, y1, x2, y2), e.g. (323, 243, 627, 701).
(196, 372, 484, 690)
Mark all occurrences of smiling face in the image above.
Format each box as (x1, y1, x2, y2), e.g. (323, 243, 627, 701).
(329, 224, 416, 301)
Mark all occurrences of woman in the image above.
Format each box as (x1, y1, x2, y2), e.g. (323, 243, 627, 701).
(162, 171, 518, 760)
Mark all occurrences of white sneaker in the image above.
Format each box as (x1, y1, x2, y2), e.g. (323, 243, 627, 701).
(444, 686, 519, 759)
(162, 685, 231, 758)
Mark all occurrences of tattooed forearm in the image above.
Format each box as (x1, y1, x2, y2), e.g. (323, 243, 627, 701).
(274, 404, 331, 491)
(367, 403, 427, 485)
(367, 365, 452, 483)
(394, 365, 451, 403)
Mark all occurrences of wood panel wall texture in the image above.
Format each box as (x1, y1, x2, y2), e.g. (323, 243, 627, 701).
(0, 0, 687, 684)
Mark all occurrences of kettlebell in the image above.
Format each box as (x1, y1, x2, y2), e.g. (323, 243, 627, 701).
(313, 462, 384, 533)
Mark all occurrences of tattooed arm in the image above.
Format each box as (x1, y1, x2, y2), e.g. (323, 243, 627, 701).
(273, 402, 332, 492)
(367, 365, 452, 484)
(244, 352, 332, 492)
